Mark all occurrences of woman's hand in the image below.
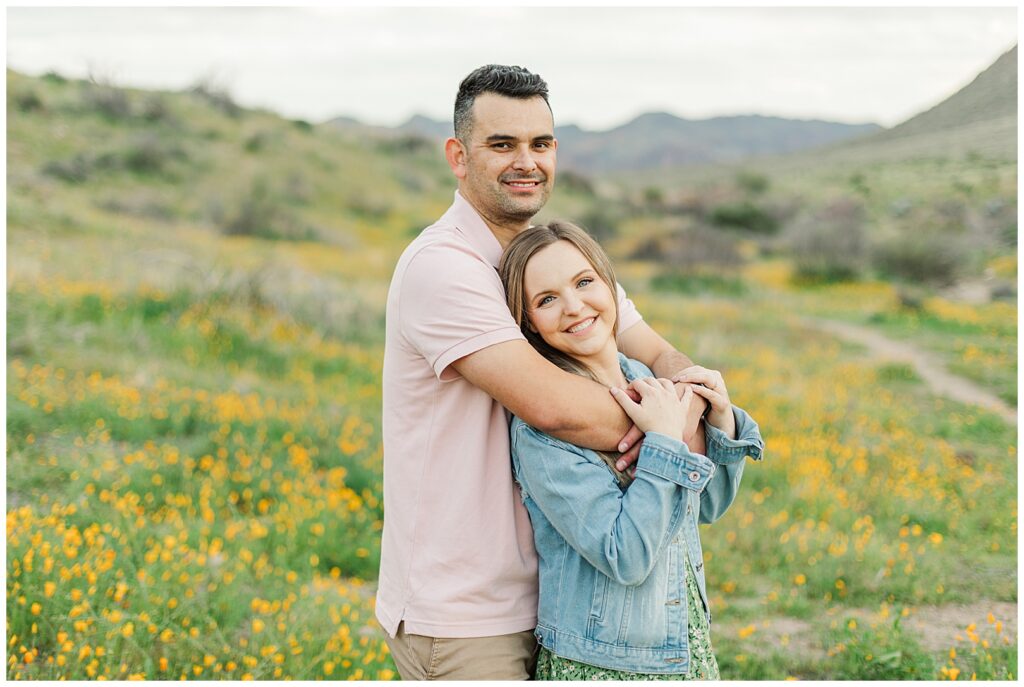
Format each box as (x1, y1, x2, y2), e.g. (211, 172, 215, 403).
(671, 366, 736, 439)
(610, 377, 694, 439)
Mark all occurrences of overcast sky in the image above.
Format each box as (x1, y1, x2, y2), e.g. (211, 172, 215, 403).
(6, 6, 1018, 130)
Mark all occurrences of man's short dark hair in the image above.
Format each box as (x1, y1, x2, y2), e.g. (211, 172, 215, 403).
(454, 64, 550, 142)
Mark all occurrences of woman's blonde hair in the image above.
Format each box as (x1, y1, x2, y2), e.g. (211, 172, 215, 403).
(499, 221, 632, 487)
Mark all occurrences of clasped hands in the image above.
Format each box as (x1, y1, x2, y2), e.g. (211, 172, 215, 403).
(609, 366, 736, 472)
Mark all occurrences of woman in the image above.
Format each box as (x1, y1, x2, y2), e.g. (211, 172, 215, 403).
(498, 222, 764, 680)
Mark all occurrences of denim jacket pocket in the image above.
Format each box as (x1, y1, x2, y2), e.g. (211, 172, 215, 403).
(587, 574, 610, 635)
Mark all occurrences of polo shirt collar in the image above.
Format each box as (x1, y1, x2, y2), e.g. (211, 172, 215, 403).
(443, 190, 504, 268)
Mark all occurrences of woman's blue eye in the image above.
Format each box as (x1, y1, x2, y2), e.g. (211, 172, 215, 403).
(577, 278, 593, 288)
(539, 295, 555, 306)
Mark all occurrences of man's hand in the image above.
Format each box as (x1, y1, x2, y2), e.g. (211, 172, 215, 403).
(613, 387, 644, 471)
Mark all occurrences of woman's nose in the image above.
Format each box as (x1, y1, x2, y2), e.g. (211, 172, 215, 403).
(562, 292, 583, 314)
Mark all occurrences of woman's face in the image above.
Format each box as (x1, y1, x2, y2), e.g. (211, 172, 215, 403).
(523, 240, 617, 361)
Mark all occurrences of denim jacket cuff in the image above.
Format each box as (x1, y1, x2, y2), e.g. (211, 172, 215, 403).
(705, 406, 764, 465)
(636, 431, 716, 492)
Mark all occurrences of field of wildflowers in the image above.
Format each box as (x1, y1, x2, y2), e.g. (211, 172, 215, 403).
(6, 69, 1016, 680)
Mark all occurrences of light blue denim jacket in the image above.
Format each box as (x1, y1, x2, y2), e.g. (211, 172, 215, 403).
(510, 354, 764, 674)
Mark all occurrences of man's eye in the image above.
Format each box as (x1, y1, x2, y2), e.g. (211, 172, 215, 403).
(533, 141, 551, 149)
(492, 142, 512, 150)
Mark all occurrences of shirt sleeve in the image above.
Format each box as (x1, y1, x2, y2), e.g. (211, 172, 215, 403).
(399, 240, 526, 381)
(615, 282, 643, 335)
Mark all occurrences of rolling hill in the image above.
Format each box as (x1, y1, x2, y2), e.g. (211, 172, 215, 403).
(326, 111, 880, 173)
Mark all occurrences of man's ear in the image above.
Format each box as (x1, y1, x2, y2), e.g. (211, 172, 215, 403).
(444, 137, 467, 179)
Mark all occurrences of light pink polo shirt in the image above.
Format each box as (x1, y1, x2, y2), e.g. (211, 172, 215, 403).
(376, 190, 643, 639)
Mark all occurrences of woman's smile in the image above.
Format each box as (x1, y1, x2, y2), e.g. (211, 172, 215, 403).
(565, 317, 597, 334)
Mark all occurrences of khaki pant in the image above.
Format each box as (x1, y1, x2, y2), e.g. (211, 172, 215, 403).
(384, 622, 538, 680)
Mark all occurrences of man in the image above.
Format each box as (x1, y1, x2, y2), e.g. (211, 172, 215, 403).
(377, 64, 706, 680)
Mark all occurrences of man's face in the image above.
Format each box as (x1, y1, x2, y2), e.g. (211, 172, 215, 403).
(455, 93, 557, 225)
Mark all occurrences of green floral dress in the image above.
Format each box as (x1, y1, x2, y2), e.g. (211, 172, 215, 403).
(534, 546, 719, 680)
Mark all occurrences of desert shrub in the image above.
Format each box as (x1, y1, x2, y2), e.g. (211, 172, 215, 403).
(991, 282, 1016, 300)
(395, 169, 429, 193)
(578, 204, 626, 242)
(871, 232, 962, 285)
(122, 135, 185, 175)
(293, 119, 313, 132)
(378, 135, 432, 155)
(42, 71, 66, 84)
(284, 172, 313, 204)
(650, 271, 746, 296)
(347, 195, 391, 220)
(630, 225, 743, 271)
(982, 197, 1017, 247)
(708, 200, 780, 235)
(557, 170, 595, 196)
(81, 80, 131, 119)
(222, 178, 320, 242)
(42, 155, 92, 183)
(736, 170, 769, 196)
(929, 199, 968, 233)
(191, 77, 240, 117)
(13, 90, 43, 112)
(244, 132, 268, 153)
(141, 95, 172, 123)
(848, 171, 870, 197)
(95, 194, 176, 221)
(787, 198, 867, 283)
(642, 186, 665, 207)
(890, 198, 913, 218)
(42, 152, 119, 183)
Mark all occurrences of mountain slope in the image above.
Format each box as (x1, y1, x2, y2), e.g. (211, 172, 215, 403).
(820, 43, 1018, 163)
(872, 44, 1016, 143)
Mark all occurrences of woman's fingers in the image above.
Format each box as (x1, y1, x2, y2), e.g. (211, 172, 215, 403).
(672, 368, 714, 386)
(628, 377, 659, 399)
(673, 368, 728, 399)
(689, 382, 724, 409)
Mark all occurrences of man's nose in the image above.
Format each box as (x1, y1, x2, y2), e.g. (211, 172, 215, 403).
(511, 145, 538, 172)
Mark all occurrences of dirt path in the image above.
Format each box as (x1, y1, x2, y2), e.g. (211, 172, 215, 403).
(715, 599, 1018, 660)
(805, 318, 1016, 425)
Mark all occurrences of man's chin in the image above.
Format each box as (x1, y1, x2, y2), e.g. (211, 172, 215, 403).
(499, 195, 549, 221)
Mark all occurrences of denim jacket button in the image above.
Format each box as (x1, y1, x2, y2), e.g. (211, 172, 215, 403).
(688, 471, 701, 482)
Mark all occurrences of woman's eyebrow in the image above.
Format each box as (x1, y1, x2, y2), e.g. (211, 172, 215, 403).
(528, 270, 594, 301)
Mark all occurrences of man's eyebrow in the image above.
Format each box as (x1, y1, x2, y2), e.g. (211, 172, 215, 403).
(483, 133, 555, 143)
